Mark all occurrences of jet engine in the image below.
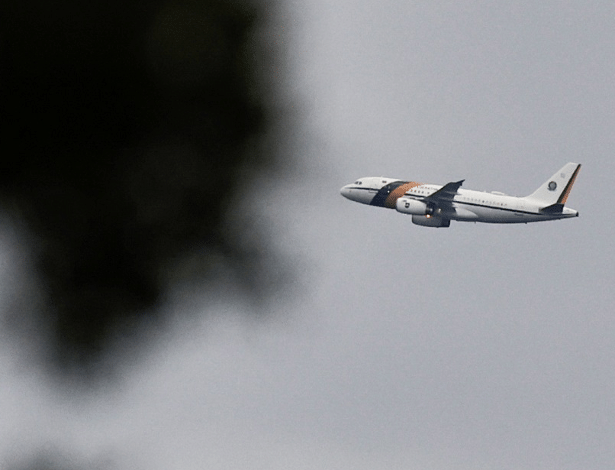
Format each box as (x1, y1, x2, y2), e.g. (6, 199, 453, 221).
(395, 198, 434, 216)
(412, 215, 450, 227)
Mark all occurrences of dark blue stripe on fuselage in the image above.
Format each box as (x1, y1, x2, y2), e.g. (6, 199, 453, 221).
(453, 200, 540, 216)
(369, 181, 408, 207)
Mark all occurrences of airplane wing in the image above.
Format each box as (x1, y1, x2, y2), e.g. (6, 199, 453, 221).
(424, 180, 464, 205)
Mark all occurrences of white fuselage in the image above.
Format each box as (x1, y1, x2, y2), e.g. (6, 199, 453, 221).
(429, 186, 576, 223)
(340, 174, 579, 226)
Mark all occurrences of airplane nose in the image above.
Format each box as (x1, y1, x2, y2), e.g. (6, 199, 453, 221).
(340, 185, 352, 200)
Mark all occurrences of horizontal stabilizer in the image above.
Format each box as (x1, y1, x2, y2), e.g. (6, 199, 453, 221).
(540, 203, 564, 213)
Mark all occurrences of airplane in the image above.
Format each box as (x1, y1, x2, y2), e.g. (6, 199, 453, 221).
(340, 162, 581, 227)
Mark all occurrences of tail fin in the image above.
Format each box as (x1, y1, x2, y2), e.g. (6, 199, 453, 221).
(525, 162, 581, 207)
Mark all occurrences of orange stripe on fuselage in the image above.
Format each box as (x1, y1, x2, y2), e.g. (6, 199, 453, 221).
(384, 182, 423, 208)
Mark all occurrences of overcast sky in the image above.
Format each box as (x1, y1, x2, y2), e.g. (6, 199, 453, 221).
(2, 0, 615, 469)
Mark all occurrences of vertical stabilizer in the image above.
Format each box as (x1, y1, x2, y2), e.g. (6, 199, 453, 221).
(525, 163, 581, 207)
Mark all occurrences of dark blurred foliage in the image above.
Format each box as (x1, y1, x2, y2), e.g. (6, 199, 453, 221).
(8, 450, 86, 470)
(0, 0, 285, 375)
(6, 447, 111, 470)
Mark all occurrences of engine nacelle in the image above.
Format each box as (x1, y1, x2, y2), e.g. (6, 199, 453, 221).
(412, 215, 450, 228)
(395, 198, 433, 216)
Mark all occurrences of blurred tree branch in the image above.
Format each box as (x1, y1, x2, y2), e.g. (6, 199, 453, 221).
(0, 0, 287, 375)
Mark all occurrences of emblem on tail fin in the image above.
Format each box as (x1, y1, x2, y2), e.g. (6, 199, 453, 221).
(525, 163, 581, 207)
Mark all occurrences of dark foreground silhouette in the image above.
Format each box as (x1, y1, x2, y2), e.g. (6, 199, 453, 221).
(0, 0, 286, 377)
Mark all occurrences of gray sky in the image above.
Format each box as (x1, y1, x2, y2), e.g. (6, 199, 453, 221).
(2, 0, 615, 469)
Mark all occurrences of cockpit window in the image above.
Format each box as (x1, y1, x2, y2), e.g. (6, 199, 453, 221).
(354, 180, 362, 185)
